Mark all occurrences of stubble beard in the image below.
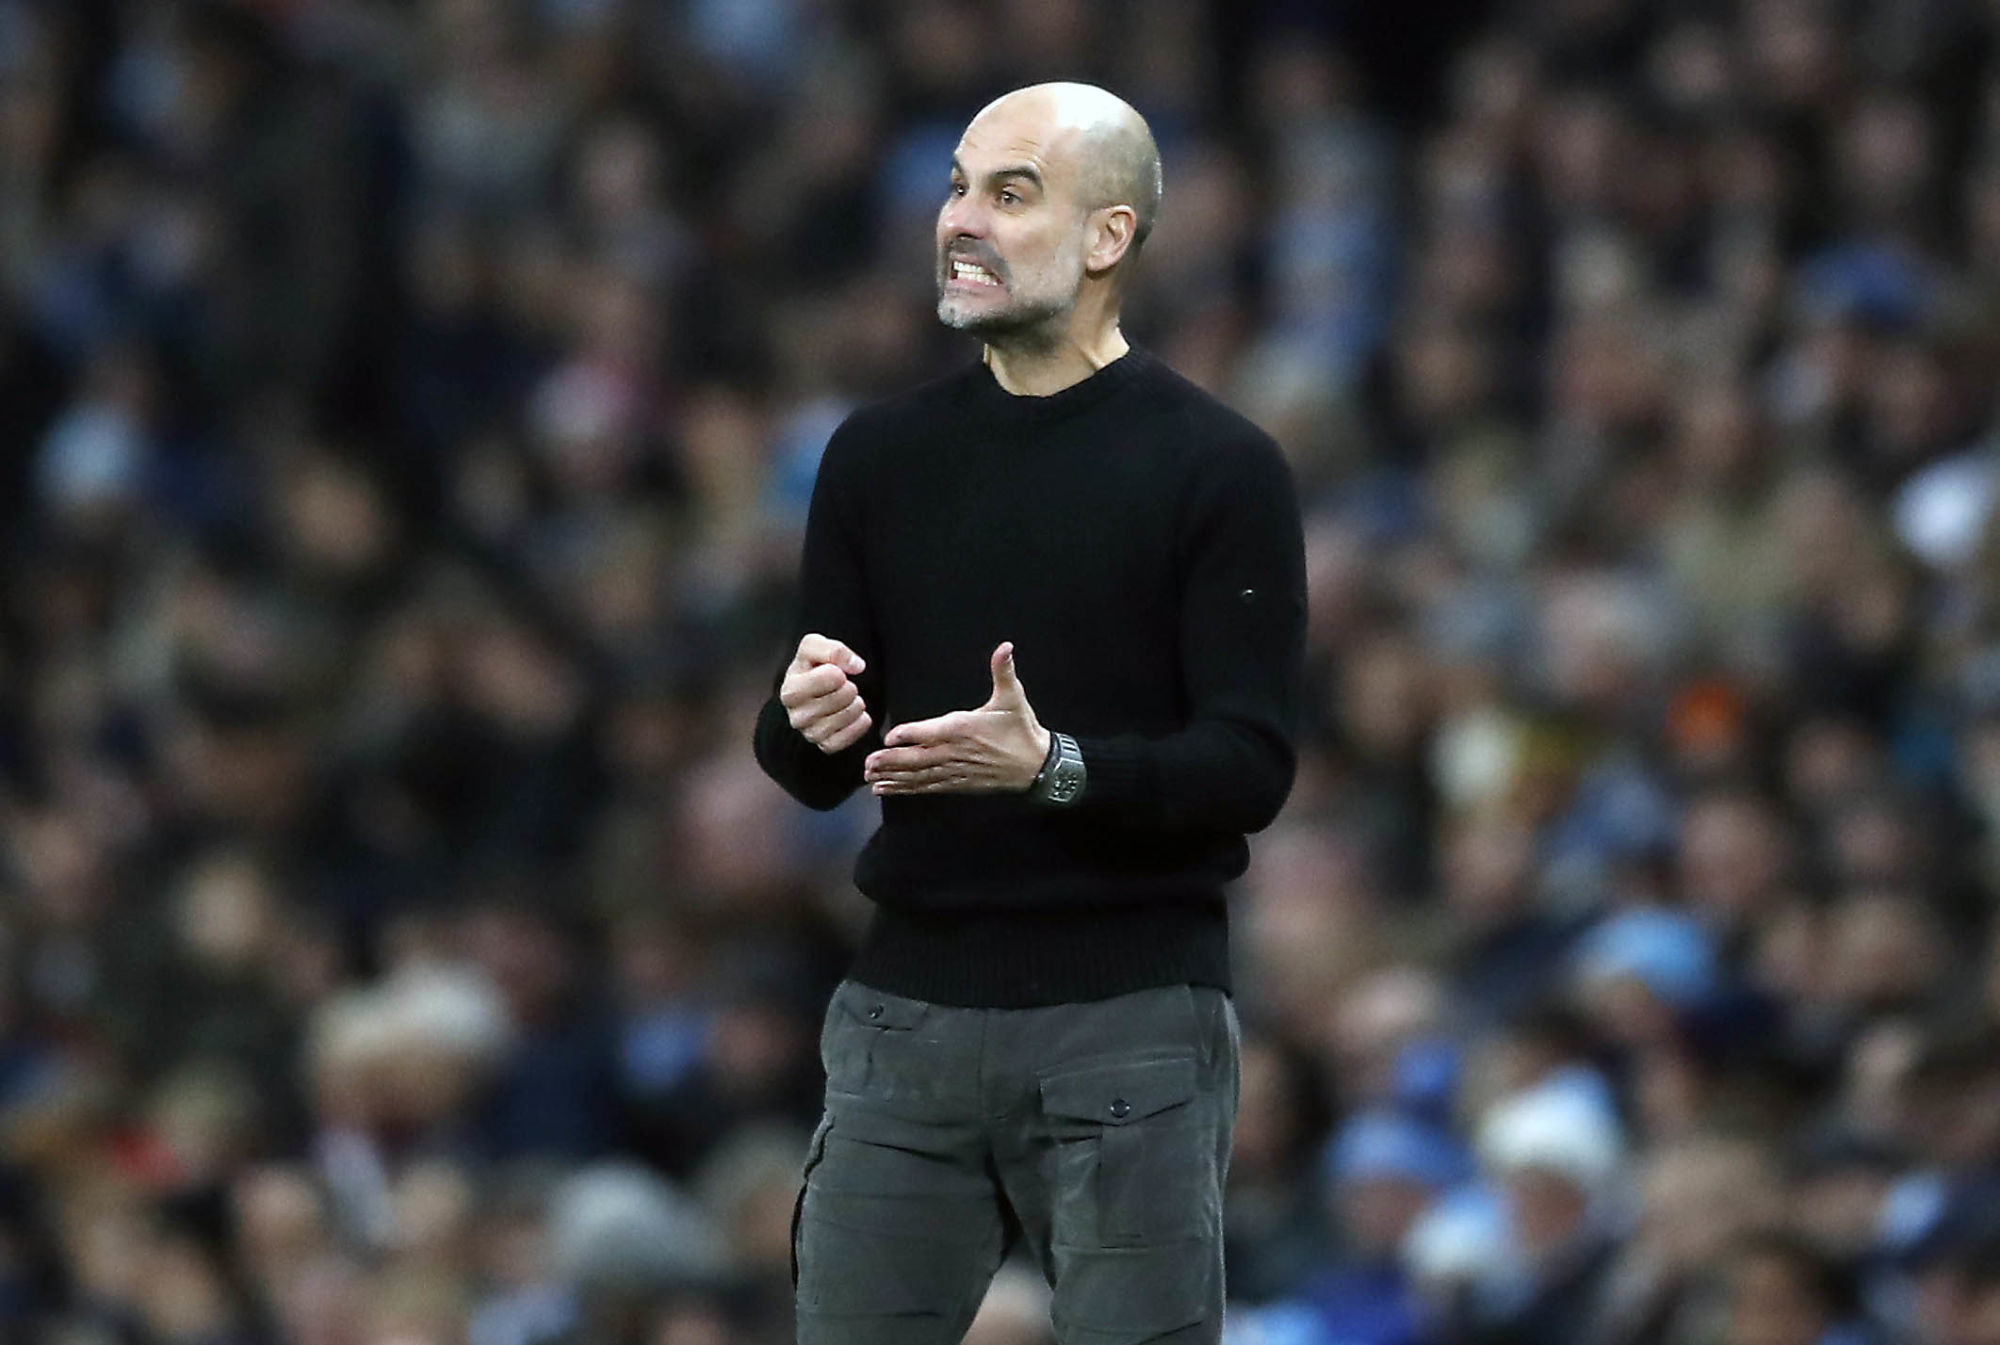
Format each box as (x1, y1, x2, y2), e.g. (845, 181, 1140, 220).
(936, 246, 1084, 347)
(936, 287, 1072, 342)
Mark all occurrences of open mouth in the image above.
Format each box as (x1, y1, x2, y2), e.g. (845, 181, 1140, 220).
(948, 258, 1003, 288)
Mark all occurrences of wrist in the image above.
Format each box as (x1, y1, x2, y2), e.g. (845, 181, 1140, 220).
(1026, 726, 1052, 787)
(1027, 730, 1087, 806)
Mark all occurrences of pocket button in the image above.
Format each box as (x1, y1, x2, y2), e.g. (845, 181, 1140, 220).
(1109, 1097, 1131, 1119)
(867, 1004, 884, 1020)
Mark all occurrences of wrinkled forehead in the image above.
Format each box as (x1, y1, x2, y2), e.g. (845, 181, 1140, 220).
(955, 98, 1084, 189)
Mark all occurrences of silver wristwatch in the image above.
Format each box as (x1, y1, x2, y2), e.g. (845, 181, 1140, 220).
(1028, 731, 1086, 805)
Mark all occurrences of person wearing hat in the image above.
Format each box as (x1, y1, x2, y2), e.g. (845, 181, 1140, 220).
(1572, 906, 1720, 1050)
(1453, 1074, 1627, 1345)
(1278, 1112, 1470, 1345)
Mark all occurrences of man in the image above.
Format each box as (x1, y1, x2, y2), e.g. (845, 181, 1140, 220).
(1301, 1113, 1469, 1345)
(754, 81, 1306, 1344)
(1228, 1111, 1471, 1345)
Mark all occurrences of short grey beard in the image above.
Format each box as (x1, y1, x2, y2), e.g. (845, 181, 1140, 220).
(936, 291, 1073, 346)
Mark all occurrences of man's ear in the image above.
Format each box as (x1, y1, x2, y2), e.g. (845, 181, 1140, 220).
(1085, 205, 1138, 275)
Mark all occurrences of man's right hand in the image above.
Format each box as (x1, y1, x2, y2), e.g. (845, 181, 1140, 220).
(780, 634, 873, 754)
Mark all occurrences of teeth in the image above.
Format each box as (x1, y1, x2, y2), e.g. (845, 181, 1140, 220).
(952, 261, 998, 284)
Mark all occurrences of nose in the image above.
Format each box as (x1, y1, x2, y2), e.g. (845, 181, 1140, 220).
(939, 191, 987, 240)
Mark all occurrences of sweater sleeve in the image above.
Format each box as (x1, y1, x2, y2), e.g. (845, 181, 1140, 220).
(752, 420, 883, 810)
(1069, 432, 1306, 834)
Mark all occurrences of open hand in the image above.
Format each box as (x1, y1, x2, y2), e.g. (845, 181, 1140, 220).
(780, 633, 872, 754)
(865, 643, 1051, 795)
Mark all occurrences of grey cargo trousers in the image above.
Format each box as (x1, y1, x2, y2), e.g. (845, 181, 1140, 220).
(793, 978, 1241, 1345)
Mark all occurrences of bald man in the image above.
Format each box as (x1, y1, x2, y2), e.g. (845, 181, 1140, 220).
(755, 83, 1306, 1343)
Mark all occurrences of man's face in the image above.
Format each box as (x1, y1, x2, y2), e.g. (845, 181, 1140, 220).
(936, 100, 1091, 338)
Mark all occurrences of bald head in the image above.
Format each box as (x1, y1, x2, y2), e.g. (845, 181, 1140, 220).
(936, 82, 1161, 344)
(970, 82, 1163, 254)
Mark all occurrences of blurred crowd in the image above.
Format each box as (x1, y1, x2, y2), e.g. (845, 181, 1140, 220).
(7, 0, 2000, 1343)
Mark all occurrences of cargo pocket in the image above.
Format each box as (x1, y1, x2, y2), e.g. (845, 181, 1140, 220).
(1039, 1056, 1204, 1244)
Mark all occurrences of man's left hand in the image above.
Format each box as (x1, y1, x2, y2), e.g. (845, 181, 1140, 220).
(865, 642, 1052, 795)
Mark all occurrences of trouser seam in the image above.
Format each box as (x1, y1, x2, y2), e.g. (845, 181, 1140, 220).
(790, 1117, 833, 1289)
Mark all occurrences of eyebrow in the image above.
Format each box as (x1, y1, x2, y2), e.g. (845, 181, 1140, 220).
(951, 157, 1044, 190)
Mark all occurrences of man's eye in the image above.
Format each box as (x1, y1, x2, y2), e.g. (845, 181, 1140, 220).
(1000, 189, 1020, 205)
(950, 182, 966, 196)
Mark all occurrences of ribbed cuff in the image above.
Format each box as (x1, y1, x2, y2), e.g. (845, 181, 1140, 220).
(753, 696, 862, 810)
(1070, 733, 1159, 816)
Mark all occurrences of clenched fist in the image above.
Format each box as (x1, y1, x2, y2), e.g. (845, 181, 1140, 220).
(781, 633, 873, 754)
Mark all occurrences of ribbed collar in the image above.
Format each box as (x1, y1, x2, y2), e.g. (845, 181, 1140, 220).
(960, 346, 1153, 422)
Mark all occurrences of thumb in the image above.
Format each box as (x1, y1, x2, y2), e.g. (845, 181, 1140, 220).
(988, 641, 1025, 705)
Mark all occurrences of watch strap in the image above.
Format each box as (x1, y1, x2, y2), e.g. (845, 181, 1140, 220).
(1029, 731, 1086, 805)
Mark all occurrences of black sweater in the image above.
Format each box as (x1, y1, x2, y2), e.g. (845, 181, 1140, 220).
(753, 348, 1306, 1006)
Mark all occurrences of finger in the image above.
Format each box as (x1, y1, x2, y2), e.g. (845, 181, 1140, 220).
(780, 662, 848, 708)
(790, 633, 831, 671)
(987, 641, 1024, 706)
(874, 771, 974, 795)
(797, 633, 865, 676)
(819, 710, 874, 754)
(864, 745, 954, 778)
(803, 693, 867, 739)
(866, 766, 943, 787)
(870, 761, 964, 789)
(867, 759, 981, 791)
(791, 681, 861, 727)
(881, 712, 962, 748)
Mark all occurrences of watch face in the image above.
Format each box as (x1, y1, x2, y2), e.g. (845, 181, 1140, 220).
(1048, 759, 1085, 802)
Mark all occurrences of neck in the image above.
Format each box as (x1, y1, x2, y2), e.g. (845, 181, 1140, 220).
(983, 300, 1129, 397)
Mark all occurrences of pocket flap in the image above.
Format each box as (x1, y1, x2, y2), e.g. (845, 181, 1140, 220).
(842, 988, 925, 1030)
(1039, 1056, 1197, 1125)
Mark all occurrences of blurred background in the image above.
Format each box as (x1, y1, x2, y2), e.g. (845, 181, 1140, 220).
(9, 0, 2000, 1342)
